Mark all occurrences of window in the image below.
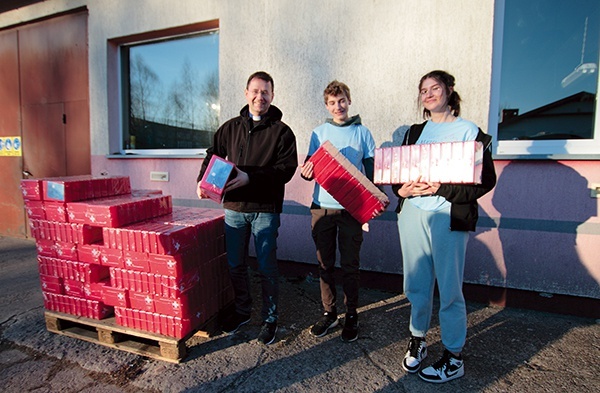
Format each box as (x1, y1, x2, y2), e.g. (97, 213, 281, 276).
(120, 27, 219, 155)
(490, 0, 600, 158)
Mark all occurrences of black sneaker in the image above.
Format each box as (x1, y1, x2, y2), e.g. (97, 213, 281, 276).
(310, 312, 339, 337)
(221, 312, 250, 334)
(341, 313, 358, 342)
(419, 349, 464, 383)
(257, 321, 278, 345)
(402, 336, 427, 373)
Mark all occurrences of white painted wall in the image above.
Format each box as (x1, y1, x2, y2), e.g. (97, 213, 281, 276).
(3, 1, 598, 299)
(0, 0, 494, 155)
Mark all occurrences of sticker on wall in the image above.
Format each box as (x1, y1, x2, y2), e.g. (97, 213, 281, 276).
(0, 137, 22, 156)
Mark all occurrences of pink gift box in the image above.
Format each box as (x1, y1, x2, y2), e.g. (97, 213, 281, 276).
(374, 141, 484, 184)
(199, 155, 236, 203)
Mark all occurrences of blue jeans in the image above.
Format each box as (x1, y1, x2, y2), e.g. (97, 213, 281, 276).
(224, 209, 280, 324)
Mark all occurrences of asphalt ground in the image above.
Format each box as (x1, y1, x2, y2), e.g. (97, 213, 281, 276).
(1, 236, 599, 392)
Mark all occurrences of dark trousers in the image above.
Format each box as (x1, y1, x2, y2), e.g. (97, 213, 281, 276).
(310, 207, 363, 315)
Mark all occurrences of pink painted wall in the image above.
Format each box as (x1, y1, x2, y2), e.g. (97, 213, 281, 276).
(92, 155, 600, 299)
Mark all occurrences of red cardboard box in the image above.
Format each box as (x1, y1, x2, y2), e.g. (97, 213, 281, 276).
(63, 279, 85, 297)
(54, 241, 79, 261)
(84, 279, 108, 301)
(36, 240, 56, 258)
(101, 286, 129, 307)
(43, 292, 113, 319)
(77, 243, 103, 264)
(42, 175, 131, 202)
(68, 194, 172, 228)
(199, 155, 236, 203)
(108, 221, 197, 255)
(147, 248, 204, 277)
(99, 247, 123, 268)
(44, 202, 69, 222)
(25, 201, 45, 220)
(128, 291, 156, 313)
(154, 285, 202, 318)
(40, 274, 63, 294)
(308, 141, 388, 224)
(121, 250, 150, 271)
(20, 179, 43, 201)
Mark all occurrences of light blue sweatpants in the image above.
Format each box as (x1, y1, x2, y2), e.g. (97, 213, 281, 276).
(397, 200, 468, 354)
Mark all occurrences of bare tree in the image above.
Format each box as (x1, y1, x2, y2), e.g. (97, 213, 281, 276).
(201, 70, 220, 131)
(130, 54, 161, 123)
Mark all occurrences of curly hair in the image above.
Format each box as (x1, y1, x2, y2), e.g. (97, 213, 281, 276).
(323, 80, 351, 104)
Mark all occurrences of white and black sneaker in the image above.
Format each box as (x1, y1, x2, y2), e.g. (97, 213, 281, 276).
(419, 349, 464, 383)
(402, 336, 427, 373)
(310, 312, 339, 337)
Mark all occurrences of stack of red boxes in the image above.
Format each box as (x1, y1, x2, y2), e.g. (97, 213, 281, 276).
(21, 175, 233, 339)
(373, 141, 484, 185)
(308, 141, 388, 224)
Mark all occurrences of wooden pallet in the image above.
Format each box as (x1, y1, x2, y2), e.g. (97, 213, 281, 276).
(44, 310, 217, 363)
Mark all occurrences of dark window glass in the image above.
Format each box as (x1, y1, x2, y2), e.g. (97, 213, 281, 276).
(122, 31, 219, 151)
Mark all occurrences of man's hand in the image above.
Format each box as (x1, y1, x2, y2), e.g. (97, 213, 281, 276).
(196, 181, 207, 199)
(224, 168, 250, 192)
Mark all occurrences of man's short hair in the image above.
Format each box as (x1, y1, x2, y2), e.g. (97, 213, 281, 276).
(323, 80, 351, 104)
(246, 71, 274, 92)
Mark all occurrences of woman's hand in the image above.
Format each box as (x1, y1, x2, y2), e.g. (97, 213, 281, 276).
(397, 177, 440, 198)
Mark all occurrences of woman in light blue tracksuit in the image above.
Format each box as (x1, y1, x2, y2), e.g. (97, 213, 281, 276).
(392, 70, 496, 384)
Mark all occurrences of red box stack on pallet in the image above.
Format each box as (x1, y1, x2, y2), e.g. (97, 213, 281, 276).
(21, 176, 233, 339)
(308, 141, 388, 224)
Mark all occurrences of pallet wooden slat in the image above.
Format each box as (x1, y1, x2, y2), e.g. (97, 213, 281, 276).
(44, 310, 215, 363)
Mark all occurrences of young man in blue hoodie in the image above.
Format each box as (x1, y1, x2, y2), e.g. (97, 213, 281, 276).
(300, 80, 387, 342)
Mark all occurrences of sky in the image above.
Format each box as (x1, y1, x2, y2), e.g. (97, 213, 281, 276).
(130, 31, 219, 93)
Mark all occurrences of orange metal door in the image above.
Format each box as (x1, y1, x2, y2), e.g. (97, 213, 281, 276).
(0, 30, 26, 236)
(0, 11, 90, 238)
(19, 11, 90, 178)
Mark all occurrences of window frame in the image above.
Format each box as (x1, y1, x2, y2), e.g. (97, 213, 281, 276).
(108, 20, 219, 157)
(489, 0, 600, 160)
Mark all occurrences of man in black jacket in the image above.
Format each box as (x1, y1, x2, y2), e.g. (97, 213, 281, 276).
(196, 71, 298, 345)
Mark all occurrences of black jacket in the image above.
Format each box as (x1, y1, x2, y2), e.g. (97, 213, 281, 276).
(392, 121, 496, 231)
(197, 104, 298, 213)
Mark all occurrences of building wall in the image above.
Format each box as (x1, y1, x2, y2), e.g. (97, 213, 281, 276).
(2, 0, 599, 300)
